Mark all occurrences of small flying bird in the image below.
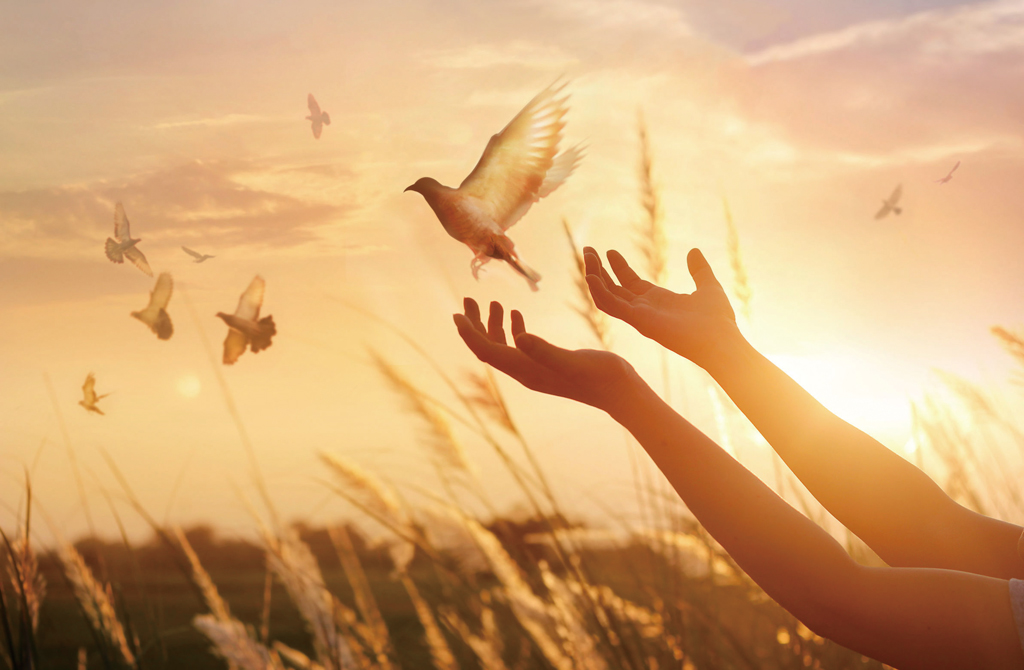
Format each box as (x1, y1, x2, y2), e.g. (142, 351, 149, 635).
(936, 160, 960, 185)
(131, 272, 174, 340)
(306, 94, 331, 139)
(181, 246, 215, 263)
(79, 373, 110, 415)
(874, 184, 903, 220)
(105, 202, 153, 276)
(216, 275, 277, 365)
(404, 81, 584, 291)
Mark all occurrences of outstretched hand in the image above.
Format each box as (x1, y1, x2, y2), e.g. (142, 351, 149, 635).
(453, 298, 641, 415)
(584, 247, 739, 369)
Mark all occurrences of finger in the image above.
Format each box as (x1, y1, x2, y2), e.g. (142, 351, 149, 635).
(686, 248, 723, 290)
(583, 247, 603, 277)
(510, 310, 526, 338)
(463, 297, 485, 334)
(607, 250, 650, 291)
(514, 333, 573, 372)
(454, 314, 493, 362)
(586, 274, 635, 322)
(584, 248, 635, 300)
(487, 301, 506, 344)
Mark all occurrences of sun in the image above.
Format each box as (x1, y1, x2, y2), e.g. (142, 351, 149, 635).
(177, 374, 202, 399)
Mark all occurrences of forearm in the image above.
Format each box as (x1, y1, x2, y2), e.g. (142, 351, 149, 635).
(703, 329, 1023, 577)
(606, 378, 859, 627)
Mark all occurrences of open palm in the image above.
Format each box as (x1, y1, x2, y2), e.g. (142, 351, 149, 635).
(584, 247, 739, 369)
(454, 298, 640, 414)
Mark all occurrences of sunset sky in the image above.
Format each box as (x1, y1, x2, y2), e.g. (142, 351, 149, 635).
(3, 0, 1024, 542)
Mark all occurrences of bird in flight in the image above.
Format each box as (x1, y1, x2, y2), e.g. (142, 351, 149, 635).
(874, 184, 903, 220)
(181, 246, 215, 263)
(404, 81, 583, 291)
(216, 275, 277, 365)
(105, 202, 153, 276)
(79, 373, 110, 415)
(936, 160, 960, 185)
(306, 94, 331, 139)
(131, 272, 174, 340)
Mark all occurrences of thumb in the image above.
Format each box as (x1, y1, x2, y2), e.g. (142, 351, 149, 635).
(687, 248, 722, 291)
(515, 333, 570, 371)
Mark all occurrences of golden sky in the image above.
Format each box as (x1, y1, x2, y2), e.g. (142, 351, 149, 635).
(3, 0, 1024, 541)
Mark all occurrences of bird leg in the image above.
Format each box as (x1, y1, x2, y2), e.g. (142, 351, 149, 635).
(470, 253, 491, 279)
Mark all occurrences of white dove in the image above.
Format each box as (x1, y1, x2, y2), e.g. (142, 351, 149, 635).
(131, 272, 174, 340)
(874, 184, 903, 220)
(181, 246, 215, 263)
(306, 94, 331, 139)
(404, 81, 584, 291)
(79, 373, 110, 415)
(105, 202, 153, 276)
(936, 160, 960, 185)
(216, 275, 277, 365)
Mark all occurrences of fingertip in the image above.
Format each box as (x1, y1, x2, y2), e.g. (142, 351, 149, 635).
(510, 309, 526, 335)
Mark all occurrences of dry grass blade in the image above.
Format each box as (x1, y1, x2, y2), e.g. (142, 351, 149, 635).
(194, 615, 285, 670)
(58, 543, 137, 667)
(173, 526, 232, 622)
(563, 218, 611, 349)
(397, 571, 458, 670)
(464, 369, 517, 435)
(635, 110, 666, 285)
(992, 326, 1024, 387)
(441, 607, 510, 670)
(723, 197, 753, 322)
(368, 349, 474, 479)
(328, 525, 394, 670)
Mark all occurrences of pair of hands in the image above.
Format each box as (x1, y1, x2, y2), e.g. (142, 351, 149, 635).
(453, 247, 738, 414)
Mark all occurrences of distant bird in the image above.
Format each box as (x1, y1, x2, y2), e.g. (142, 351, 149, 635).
(79, 373, 110, 415)
(874, 184, 903, 220)
(936, 160, 960, 185)
(181, 246, 215, 263)
(216, 275, 277, 365)
(105, 202, 153, 276)
(131, 272, 174, 340)
(306, 94, 331, 139)
(404, 81, 584, 291)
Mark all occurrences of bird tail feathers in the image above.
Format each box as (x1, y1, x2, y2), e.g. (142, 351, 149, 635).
(105, 238, 123, 263)
(894, 207, 903, 216)
(322, 112, 331, 126)
(251, 315, 276, 353)
(508, 257, 541, 292)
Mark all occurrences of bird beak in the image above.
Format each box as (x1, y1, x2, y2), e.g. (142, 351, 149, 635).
(404, 184, 415, 193)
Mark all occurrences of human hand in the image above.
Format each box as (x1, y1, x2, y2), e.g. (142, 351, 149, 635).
(453, 298, 642, 415)
(584, 247, 740, 370)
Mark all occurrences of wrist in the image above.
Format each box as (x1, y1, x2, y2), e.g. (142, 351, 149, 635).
(697, 322, 752, 379)
(602, 372, 662, 424)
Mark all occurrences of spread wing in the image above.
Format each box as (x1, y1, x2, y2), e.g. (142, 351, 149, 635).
(114, 202, 131, 241)
(874, 202, 892, 219)
(124, 246, 153, 276)
(147, 272, 173, 310)
(311, 118, 323, 139)
(234, 275, 265, 321)
(82, 373, 97, 403)
(223, 329, 248, 365)
(889, 184, 903, 204)
(182, 246, 203, 260)
(308, 94, 321, 118)
(458, 81, 572, 231)
(950, 160, 960, 176)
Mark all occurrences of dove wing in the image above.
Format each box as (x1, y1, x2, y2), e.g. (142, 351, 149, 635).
(114, 202, 131, 241)
(234, 275, 265, 321)
(223, 329, 248, 365)
(950, 160, 960, 175)
(182, 246, 203, 260)
(83, 374, 97, 403)
(874, 203, 891, 219)
(458, 82, 570, 231)
(148, 272, 173, 310)
(308, 94, 321, 117)
(889, 184, 903, 204)
(311, 119, 323, 139)
(124, 246, 154, 277)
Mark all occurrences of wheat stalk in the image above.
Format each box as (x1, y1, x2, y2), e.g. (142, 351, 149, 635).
(723, 197, 753, 322)
(194, 615, 285, 670)
(563, 218, 611, 349)
(635, 110, 667, 285)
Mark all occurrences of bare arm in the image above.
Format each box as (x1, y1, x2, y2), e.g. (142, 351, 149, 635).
(454, 299, 1024, 669)
(584, 247, 1024, 579)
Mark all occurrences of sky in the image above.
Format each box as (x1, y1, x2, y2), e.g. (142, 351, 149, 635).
(2, 0, 1024, 543)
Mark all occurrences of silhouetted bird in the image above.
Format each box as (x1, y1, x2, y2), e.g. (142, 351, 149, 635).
(181, 246, 215, 263)
(216, 275, 276, 365)
(404, 81, 583, 291)
(875, 184, 903, 219)
(306, 94, 331, 139)
(936, 160, 960, 185)
(105, 202, 153, 276)
(131, 272, 174, 340)
(79, 373, 109, 415)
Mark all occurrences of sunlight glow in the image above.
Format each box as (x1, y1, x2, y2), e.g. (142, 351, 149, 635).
(177, 374, 202, 399)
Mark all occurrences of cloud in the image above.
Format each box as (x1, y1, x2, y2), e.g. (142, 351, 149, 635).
(151, 114, 279, 130)
(423, 41, 578, 70)
(0, 159, 356, 259)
